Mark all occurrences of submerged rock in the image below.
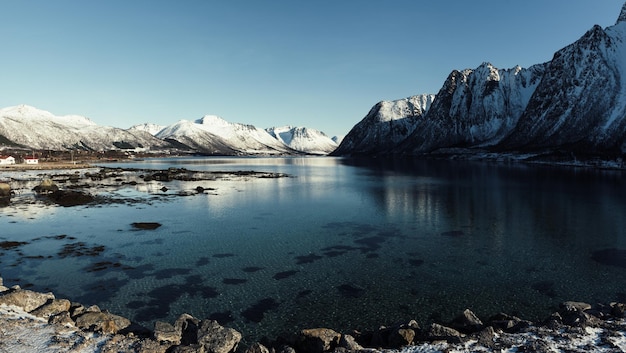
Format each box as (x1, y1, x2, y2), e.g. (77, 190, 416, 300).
(132, 222, 162, 230)
(47, 190, 95, 207)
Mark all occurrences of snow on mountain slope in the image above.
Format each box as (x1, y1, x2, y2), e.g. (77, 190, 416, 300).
(397, 63, 546, 154)
(332, 94, 435, 155)
(337, 2, 626, 157)
(498, 15, 626, 153)
(266, 126, 338, 155)
(156, 115, 295, 155)
(0, 105, 169, 151)
(128, 123, 166, 136)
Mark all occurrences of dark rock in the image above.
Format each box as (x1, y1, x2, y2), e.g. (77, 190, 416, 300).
(30, 298, 71, 319)
(196, 186, 205, 193)
(449, 308, 484, 333)
(33, 179, 59, 194)
(297, 328, 341, 353)
(48, 311, 74, 326)
(560, 309, 600, 328)
(0, 288, 55, 312)
(74, 311, 131, 334)
(337, 334, 363, 351)
(474, 326, 497, 349)
(245, 342, 270, 353)
(132, 222, 162, 230)
(560, 301, 592, 312)
(154, 320, 181, 344)
(169, 344, 206, 353)
(47, 190, 95, 207)
(610, 302, 626, 318)
(196, 320, 242, 353)
(175, 313, 201, 345)
(425, 323, 464, 343)
(387, 328, 415, 348)
(488, 313, 530, 333)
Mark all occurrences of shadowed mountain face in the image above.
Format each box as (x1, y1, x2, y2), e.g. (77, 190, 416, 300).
(335, 3, 626, 158)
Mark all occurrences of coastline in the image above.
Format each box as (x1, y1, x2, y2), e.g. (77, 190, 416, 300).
(1, 277, 625, 353)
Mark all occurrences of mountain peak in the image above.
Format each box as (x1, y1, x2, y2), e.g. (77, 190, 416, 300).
(618, 2, 626, 24)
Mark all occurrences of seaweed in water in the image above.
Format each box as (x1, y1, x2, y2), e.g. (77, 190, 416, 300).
(295, 253, 323, 264)
(222, 278, 247, 285)
(591, 248, 626, 268)
(337, 283, 365, 298)
(242, 266, 264, 273)
(241, 298, 280, 323)
(532, 280, 557, 298)
(273, 270, 299, 280)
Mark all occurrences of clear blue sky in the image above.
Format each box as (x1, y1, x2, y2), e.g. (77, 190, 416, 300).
(1, 1, 624, 137)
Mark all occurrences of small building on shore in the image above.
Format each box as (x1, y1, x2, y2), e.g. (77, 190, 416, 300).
(24, 157, 39, 165)
(0, 156, 16, 165)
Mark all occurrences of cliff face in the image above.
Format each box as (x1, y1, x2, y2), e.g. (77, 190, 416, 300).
(332, 94, 435, 155)
(336, 3, 626, 158)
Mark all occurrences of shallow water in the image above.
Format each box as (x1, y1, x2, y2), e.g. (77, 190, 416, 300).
(1, 156, 626, 343)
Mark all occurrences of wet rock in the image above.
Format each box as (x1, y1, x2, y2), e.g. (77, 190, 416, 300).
(488, 313, 530, 333)
(474, 326, 497, 349)
(33, 179, 59, 194)
(449, 308, 484, 333)
(245, 342, 270, 353)
(47, 190, 95, 206)
(30, 299, 71, 319)
(297, 328, 341, 353)
(169, 345, 206, 353)
(175, 313, 201, 345)
(560, 301, 592, 312)
(560, 309, 600, 328)
(196, 320, 242, 353)
(0, 288, 55, 312)
(74, 311, 131, 334)
(48, 311, 75, 326)
(132, 222, 162, 230)
(154, 321, 181, 344)
(610, 302, 626, 318)
(387, 328, 415, 348)
(0, 182, 11, 197)
(337, 334, 363, 351)
(425, 323, 463, 343)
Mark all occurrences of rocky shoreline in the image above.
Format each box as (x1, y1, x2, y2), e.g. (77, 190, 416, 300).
(1, 276, 625, 353)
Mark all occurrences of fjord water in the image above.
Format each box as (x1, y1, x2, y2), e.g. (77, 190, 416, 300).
(2, 157, 626, 342)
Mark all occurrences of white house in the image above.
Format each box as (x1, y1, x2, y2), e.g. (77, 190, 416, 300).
(24, 157, 39, 165)
(0, 156, 16, 165)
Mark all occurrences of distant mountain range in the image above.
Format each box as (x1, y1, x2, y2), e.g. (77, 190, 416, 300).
(4, 3, 626, 160)
(0, 105, 338, 155)
(334, 3, 626, 159)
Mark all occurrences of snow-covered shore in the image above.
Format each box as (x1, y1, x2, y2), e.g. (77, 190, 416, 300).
(1, 277, 626, 353)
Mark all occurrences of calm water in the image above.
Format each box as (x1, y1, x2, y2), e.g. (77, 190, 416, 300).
(1, 156, 626, 343)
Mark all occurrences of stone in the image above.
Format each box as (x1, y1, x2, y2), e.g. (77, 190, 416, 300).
(33, 179, 59, 194)
(154, 321, 181, 344)
(169, 345, 206, 353)
(474, 326, 496, 349)
(450, 308, 484, 333)
(30, 298, 71, 319)
(74, 311, 131, 334)
(337, 334, 363, 351)
(387, 328, 415, 348)
(0, 183, 10, 197)
(425, 323, 463, 343)
(47, 190, 95, 207)
(297, 328, 341, 353)
(0, 288, 55, 312)
(245, 342, 270, 353)
(560, 301, 592, 312)
(48, 311, 75, 326)
(175, 313, 201, 345)
(196, 320, 242, 353)
(610, 302, 626, 317)
(276, 345, 297, 353)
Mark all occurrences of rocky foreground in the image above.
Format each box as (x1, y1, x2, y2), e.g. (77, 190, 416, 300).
(1, 277, 625, 353)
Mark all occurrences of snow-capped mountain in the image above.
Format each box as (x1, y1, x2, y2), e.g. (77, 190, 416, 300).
(156, 115, 296, 155)
(332, 135, 345, 145)
(265, 126, 337, 155)
(0, 105, 170, 151)
(332, 94, 435, 155)
(129, 123, 166, 136)
(335, 2, 626, 158)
